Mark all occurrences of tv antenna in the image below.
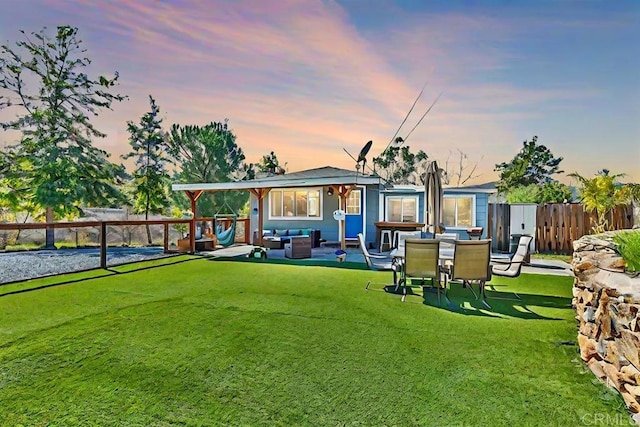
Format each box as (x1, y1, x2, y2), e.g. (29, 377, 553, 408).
(342, 83, 441, 177)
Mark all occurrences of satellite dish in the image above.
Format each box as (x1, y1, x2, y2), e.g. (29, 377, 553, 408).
(333, 209, 346, 221)
(357, 140, 373, 163)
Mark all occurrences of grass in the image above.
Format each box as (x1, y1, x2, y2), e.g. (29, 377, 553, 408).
(0, 256, 629, 426)
(613, 230, 640, 272)
(532, 253, 573, 263)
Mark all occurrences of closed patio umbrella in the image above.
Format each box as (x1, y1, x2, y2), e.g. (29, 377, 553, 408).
(424, 160, 443, 235)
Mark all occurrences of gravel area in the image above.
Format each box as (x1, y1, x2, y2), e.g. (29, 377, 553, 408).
(0, 247, 175, 284)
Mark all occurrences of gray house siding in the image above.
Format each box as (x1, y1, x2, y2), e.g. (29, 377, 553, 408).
(363, 185, 380, 246)
(260, 185, 380, 245)
(249, 180, 493, 245)
(379, 188, 492, 239)
(443, 192, 489, 239)
(261, 187, 337, 241)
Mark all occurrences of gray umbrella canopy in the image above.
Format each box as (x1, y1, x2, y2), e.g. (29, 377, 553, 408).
(424, 160, 443, 235)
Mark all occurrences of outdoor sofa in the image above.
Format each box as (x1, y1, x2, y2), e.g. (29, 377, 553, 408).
(261, 228, 322, 249)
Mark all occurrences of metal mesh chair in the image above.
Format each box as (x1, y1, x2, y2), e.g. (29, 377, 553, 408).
(448, 239, 492, 309)
(397, 239, 443, 304)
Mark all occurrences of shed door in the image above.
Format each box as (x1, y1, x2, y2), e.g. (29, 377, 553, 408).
(345, 189, 364, 238)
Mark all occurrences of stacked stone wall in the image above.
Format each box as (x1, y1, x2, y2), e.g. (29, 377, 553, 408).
(573, 232, 640, 422)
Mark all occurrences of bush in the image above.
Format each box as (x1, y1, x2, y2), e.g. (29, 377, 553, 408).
(613, 231, 640, 272)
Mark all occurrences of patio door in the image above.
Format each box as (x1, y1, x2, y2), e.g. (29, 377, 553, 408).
(345, 188, 364, 238)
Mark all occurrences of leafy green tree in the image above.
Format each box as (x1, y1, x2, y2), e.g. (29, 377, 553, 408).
(167, 121, 251, 217)
(0, 26, 128, 247)
(568, 170, 629, 233)
(505, 185, 539, 203)
(373, 144, 429, 185)
(537, 181, 573, 203)
(494, 136, 564, 194)
(122, 95, 171, 244)
(505, 182, 573, 204)
(256, 151, 284, 174)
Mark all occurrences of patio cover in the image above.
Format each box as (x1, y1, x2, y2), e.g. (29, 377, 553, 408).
(171, 166, 382, 252)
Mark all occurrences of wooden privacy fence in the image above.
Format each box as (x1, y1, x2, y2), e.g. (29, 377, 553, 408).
(536, 203, 634, 254)
(488, 203, 634, 254)
(487, 203, 510, 252)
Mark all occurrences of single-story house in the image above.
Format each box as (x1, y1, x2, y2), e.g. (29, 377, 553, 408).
(172, 166, 497, 251)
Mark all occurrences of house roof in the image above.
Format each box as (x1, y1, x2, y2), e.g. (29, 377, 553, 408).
(380, 181, 498, 194)
(445, 181, 498, 194)
(172, 166, 382, 192)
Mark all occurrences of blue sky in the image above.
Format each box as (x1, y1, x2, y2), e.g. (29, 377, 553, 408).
(0, 0, 638, 184)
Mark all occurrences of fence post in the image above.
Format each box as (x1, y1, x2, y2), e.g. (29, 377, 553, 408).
(100, 221, 107, 269)
(164, 223, 169, 253)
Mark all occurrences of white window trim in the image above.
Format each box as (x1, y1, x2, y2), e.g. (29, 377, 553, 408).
(443, 194, 476, 229)
(268, 187, 324, 221)
(385, 195, 419, 223)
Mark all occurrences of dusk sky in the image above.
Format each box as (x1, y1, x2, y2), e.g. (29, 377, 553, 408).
(1, 0, 638, 185)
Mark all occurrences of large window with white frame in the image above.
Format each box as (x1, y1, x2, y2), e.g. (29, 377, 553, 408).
(442, 195, 475, 227)
(386, 196, 418, 222)
(269, 188, 322, 219)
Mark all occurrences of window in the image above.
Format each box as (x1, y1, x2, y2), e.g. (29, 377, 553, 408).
(443, 195, 475, 227)
(346, 190, 361, 215)
(386, 196, 418, 222)
(269, 188, 322, 219)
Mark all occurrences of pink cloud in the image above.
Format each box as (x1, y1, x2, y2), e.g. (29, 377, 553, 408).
(2, 0, 637, 185)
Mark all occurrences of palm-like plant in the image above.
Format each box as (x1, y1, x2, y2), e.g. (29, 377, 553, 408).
(568, 170, 629, 233)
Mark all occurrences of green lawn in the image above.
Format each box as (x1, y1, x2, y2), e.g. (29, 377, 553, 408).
(0, 256, 629, 426)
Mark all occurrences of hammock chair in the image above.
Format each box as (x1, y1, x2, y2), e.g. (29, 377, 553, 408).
(214, 195, 238, 247)
(215, 215, 237, 247)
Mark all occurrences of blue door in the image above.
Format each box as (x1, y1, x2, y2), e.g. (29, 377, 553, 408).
(345, 188, 364, 238)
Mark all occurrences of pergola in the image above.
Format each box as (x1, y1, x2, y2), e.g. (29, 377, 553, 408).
(172, 171, 382, 253)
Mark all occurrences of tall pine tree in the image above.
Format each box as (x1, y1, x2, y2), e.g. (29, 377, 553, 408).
(122, 95, 171, 244)
(0, 26, 127, 247)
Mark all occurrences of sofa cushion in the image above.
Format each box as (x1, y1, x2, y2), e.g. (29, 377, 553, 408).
(289, 229, 302, 236)
(275, 229, 288, 237)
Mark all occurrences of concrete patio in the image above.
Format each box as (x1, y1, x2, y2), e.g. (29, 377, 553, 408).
(202, 243, 573, 276)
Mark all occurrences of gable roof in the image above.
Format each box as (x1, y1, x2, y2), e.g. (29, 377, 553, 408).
(172, 165, 381, 192)
(445, 181, 498, 194)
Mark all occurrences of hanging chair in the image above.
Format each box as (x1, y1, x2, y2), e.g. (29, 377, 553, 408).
(215, 215, 237, 247)
(213, 194, 238, 247)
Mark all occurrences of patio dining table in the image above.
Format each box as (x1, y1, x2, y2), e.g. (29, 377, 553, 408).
(390, 245, 454, 262)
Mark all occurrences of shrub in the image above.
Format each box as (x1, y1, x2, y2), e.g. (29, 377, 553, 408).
(613, 231, 640, 272)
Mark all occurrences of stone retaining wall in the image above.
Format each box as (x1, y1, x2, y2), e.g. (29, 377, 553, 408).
(573, 232, 640, 421)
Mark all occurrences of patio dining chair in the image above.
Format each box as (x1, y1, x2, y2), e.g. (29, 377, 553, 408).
(397, 239, 443, 304)
(447, 239, 493, 309)
(395, 230, 423, 252)
(358, 233, 400, 290)
(393, 230, 422, 250)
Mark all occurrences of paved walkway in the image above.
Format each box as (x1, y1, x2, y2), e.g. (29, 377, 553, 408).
(203, 244, 573, 276)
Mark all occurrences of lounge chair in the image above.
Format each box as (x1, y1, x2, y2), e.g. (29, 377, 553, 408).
(358, 233, 400, 290)
(491, 235, 533, 278)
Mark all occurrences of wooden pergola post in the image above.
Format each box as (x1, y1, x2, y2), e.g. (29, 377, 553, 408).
(249, 188, 270, 246)
(331, 184, 356, 250)
(184, 190, 203, 253)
